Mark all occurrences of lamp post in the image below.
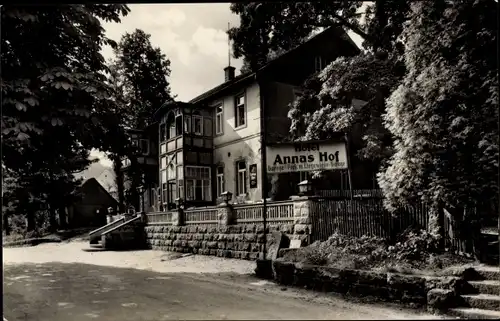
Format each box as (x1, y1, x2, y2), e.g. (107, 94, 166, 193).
(298, 179, 313, 196)
(138, 185, 145, 213)
(220, 191, 233, 205)
(175, 197, 184, 209)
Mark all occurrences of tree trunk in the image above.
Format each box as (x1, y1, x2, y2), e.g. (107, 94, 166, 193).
(3, 213, 10, 236)
(49, 206, 58, 232)
(112, 155, 125, 212)
(26, 209, 35, 232)
(58, 206, 67, 229)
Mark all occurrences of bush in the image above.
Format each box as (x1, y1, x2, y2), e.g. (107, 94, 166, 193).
(284, 229, 471, 273)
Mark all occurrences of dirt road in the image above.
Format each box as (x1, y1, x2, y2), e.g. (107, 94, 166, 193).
(3, 242, 444, 320)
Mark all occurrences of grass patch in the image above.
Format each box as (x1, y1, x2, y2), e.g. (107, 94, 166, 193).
(282, 228, 474, 275)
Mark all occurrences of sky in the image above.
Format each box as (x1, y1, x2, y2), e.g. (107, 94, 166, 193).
(92, 3, 364, 168)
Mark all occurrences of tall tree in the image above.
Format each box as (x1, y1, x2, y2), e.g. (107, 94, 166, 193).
(1, 5, 130, 231)
(378, 0, 498, 217)
(229, 1, 409, 72)
(109, 29, 175, 210)
(230, 1, 410, 179)
(111, 29, 174, 129)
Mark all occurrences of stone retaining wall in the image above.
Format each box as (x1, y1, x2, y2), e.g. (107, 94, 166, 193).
(272, 259, 465, 312)
(145, 223, 294, 260)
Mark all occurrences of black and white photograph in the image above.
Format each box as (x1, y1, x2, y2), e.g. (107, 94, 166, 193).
(2, 1, 499, 320)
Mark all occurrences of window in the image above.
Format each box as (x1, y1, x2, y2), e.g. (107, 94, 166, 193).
(215, 104, 223, 134)
(175, 115, 183, 136)
(185, 166, 211, 202)
(140, 139, 149, 155)
(184, 115, 191, 133)
(162, 183, 167, 205)
(193, 115, 203, 135)
(216, 166, 224, 197)
(168, 180, 177, 206)
(160, 156, 167, 169)
(159, 124, 166, 142)
(236, 160, 247, 195)
(314, 56, 324, 73)
(235, 94, 246, 128)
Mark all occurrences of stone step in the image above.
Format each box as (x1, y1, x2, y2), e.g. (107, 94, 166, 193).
(475, 265, 500, 280)
(461, 294, 500, 311)
(467, 280, 500, 295)
(448, 307, 500, 319)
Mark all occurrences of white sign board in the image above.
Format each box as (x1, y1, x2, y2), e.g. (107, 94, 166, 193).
(266, 141, 348, 174)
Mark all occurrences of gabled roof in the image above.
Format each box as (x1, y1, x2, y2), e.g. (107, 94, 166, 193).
(79, 177, 118, 205)
(188, 26, 360, 105)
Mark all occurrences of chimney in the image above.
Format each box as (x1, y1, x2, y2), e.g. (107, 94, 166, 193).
(224, 66, 235, 82)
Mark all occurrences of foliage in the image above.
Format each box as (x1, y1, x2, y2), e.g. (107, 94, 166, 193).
(284, 230, 469, 272)
(378, 0, 499, 213)
(1, 5, 130, 230)
(110, 29, 174, 129)
(289, 52, 403, 164)
(229, 2, 365, 72)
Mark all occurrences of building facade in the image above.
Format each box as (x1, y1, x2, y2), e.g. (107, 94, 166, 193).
(125, 27, 367, 211)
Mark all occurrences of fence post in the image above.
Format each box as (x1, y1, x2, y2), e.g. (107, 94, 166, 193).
(291, 195, 313, 246)
(217, 202, 236, 226)
(172, 199, 185, 226)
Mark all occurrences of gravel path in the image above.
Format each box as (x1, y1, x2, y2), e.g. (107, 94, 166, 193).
(3, 241, 447, 320)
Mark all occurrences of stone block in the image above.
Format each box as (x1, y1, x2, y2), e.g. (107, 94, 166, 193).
(294, 217, 310, 224)
(173, 240, 182, 247)
(217, 249, 224, 257)
(244, 224, 256, 233)
(251, 243, 261, 252)
(198, 226, 208, 233)
(188, 226, 198, 234)
(427, 289, 456, 312)
(244, 233, 257, 242)
(256, 234, 266, 243)
(294, 224, 310, 235)
(249, 252, 259, 260)
(192, 248, 198, 254)
(238, 242, 251, 252)
(272, 260, 295, 285)
(218, 234, 228, 241)
(207, 241, 218, 249)
(228, 225, 241, 234)
(279, 224, 294, 234)
(185, 234, 193, 241)
(208, 226, 218, 234)
(226, 242, 236, 250)
(233, 234, 244, 242)
(209, 249, 217, 255)
(218, 242, 226, 249)
(201, 241, 208, 249)
(387, 273, 426, 297)
(181, 241, 187, 247)
(266, 231, 291, 261)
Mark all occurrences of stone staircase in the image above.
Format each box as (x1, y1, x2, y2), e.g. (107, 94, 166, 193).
(88, 215, 147, 250)
(448, 265, 500, 319)
(480, 225, 499, 266)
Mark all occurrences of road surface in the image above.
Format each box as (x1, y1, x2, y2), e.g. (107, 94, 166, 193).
(3, 242, 444, 320)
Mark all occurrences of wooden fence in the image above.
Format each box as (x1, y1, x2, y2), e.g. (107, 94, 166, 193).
(317, 189, 384, 198)
(234, 201, 295, 225)
(184, 208, 218, 225)
(145, 201, 295, 225)
(309, 198, 429, 243)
